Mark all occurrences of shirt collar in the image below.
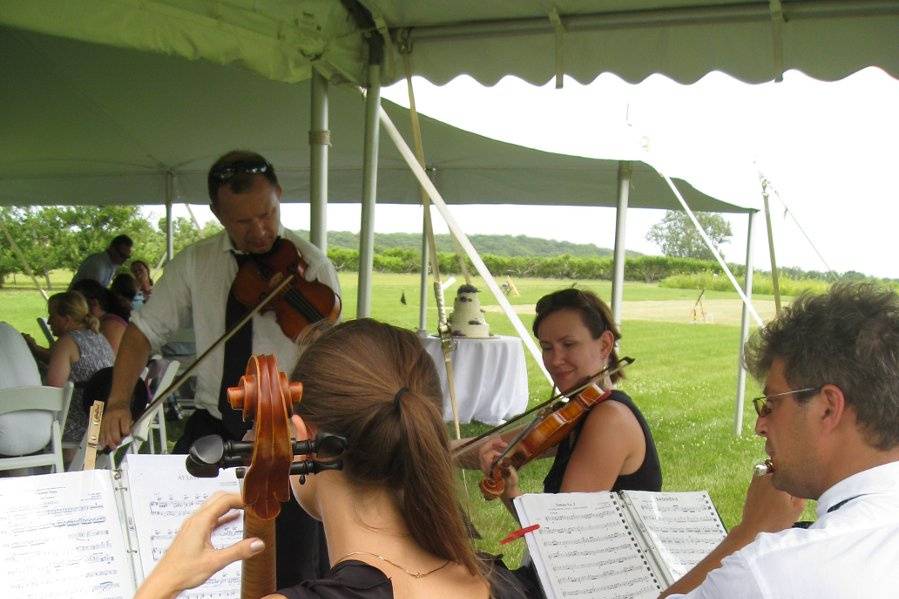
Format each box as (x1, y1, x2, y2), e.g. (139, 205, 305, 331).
(816, 460, 899, 518)
(219, 225, 286, 255)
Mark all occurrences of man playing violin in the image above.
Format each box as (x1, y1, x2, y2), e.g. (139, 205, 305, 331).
(99, 149, 340, 586)
(662, 283, 899, 598)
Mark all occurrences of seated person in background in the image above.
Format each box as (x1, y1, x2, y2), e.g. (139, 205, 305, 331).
(25, 291, 114, 454)
(662, 283, 899, 598)
(130, 259, 154, 309)
(479, 288, 661, 506)
(135, 319, 524, 599)
(71, 278, 129, 354)
(70, 233, 133, 287)
(110, 272, 138, 317)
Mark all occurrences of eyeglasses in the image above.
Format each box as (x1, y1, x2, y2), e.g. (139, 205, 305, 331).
(209, 159, 272, 182)
(752, 386, 821, 417)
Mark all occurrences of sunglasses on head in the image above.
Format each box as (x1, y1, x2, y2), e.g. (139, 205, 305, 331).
(210, 159, 272, 182)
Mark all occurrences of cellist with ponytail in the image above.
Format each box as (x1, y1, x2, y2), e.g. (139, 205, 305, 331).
(136, 319, 526, 599)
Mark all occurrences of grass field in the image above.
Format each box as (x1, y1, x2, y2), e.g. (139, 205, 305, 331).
(1, 271, 810, 565)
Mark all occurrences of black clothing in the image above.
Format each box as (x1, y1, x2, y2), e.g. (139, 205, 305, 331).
(277, 559, 530, 599)
(543, 390, 662, 493)
(173, 409, 329, 589)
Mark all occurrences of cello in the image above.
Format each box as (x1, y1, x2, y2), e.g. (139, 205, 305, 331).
(186, 354, 346, 598)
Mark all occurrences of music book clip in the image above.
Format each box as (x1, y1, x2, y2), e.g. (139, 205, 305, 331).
(500, 523, 540, 545)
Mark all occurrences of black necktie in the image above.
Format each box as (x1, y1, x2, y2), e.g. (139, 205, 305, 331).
(217, 252, 254, 440)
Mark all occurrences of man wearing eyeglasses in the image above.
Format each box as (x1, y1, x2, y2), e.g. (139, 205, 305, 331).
(662, 283, 899, 598)
(99, 150, 340, 586)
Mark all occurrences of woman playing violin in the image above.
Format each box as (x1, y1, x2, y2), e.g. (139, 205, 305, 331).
(479, 288, 662, 506)
(136, 319, 524, 599)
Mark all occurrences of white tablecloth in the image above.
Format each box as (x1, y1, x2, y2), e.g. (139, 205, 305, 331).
(421, 334, 528, 425)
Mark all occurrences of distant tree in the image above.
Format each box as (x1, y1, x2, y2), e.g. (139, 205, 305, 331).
(148, 217, 222, 266)
(646, 210, 732, 261)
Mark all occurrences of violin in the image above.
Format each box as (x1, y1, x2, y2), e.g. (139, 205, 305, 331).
(232, 238, 341, 341)
(479, 357, 634, 501)
(185, 354, 346, 598)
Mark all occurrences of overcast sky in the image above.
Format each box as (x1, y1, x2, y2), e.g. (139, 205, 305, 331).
(160, 67, 899, 279)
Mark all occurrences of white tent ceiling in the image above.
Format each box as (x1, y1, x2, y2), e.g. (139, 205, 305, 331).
(0, 26, 751, 214)
(1, 1, 895, 89)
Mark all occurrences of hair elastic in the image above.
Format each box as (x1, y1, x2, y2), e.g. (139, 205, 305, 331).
(393, 387, 409, 409)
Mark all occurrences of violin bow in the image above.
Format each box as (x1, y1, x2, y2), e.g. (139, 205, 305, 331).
(453, 357, 635, 458)
(125, 274, 297, 446)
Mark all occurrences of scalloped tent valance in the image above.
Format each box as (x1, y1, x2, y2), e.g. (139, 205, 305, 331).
(1, 1, 896, 88)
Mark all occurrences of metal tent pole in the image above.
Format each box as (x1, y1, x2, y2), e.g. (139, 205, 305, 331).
(165, 171, 174, 262)
(418, 205, 430, 334)
(356, 63, 381, 318)
(611, 161, 631, 328)
(734, 211, 756, 435)
(309, 71, 329, 252)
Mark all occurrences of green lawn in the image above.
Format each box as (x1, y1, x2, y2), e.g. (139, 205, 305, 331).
(1, 271, 804, 565)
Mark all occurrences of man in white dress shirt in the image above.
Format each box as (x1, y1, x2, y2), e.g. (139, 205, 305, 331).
(99, 149, 340, 587)
(663, 283, 899, 598)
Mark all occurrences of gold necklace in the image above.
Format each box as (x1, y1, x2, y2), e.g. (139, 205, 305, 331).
(336, 551, 451, 579)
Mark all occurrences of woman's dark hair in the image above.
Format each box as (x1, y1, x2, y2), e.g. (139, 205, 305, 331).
(290, 319, 482, 576)
(109, 273, 137, 320)
(533, 288, 624, 383)
(71, 278, 113, 313)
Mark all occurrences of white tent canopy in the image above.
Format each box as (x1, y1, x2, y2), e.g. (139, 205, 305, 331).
(0, 26, 750, 214)
(1, 1, 895, 87)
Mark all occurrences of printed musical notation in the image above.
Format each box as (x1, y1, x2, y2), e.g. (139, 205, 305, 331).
(124, 454, 242, 599)
(516, 493, 661, 599)
(623, 491, 727, 581)
(0, 471, 134, 599)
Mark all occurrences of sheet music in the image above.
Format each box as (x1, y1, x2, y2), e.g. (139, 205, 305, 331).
(0, 470, 135, 598)
(622, 491, 726, 582)
(515, 492, 661, 599)
(123, 454, 243, 598)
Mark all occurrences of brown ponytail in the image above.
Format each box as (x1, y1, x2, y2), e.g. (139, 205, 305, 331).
(290, 319, 482, 575)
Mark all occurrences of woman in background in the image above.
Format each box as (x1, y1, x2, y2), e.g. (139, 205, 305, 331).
(136, 319, 523, 599)
(29, 291, 114, 449)
(130, 259, 153, 308)
(71, 278, 129, 353)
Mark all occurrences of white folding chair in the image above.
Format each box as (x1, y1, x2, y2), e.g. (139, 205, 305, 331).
(142, 359, 179, 455)
(0, 382, 74, 475)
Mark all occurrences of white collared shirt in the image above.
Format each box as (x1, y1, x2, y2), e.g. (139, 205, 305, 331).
(673, 460, 899, 598)
(130, 228, 340, 418)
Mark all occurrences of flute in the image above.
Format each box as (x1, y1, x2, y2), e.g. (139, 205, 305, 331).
(754, 458, 775, 476)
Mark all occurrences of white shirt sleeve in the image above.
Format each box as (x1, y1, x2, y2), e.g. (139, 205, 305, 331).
(667, 551, 767, 599)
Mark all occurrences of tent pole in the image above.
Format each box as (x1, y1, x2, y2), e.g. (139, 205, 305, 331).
(356, 63, 381, 318)
(734, 211, 756, 435)
(418, 204, 429, 334)
(760, 175, 782, 315)
(611, 161, 631, 329)
(309, 70, 329, 252)
(165, 171, 174, 262)
(377, 104, 552, 384)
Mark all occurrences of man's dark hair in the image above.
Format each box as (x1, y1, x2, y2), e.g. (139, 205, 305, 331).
(207, 150, 279, 207)
(110, 234, 133, 248)
(744, 283, 899, 450)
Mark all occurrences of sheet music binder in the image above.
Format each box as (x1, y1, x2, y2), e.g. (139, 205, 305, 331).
(513, 490, 727, 599)
(0, 454, 242, 599)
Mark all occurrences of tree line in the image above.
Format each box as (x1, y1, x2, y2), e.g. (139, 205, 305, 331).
(0, 206, 892, 289)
